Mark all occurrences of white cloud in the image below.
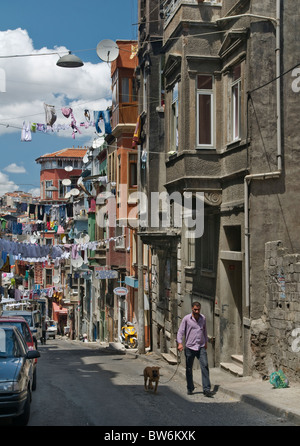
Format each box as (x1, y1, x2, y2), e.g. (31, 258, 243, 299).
(0, 29, 112, 136)
(28, 187, 40, 197)
(0, 172, 19, 195)
(4, 163, 27, 173)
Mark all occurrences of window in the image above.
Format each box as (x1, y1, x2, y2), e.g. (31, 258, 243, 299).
(143, 68, 148, 112)
(171, 82, 179, 151)
(201, 215, 215, 272)
(160, 54, 165, 106)
(59, 180, 64, 198)
(45, 181, 53, 199)
(115, 225, 125, 249)
(112, 73, 118, 109)
(121, 78, 130, 102)
(129, 154, 137, 188)
(45, 269, 53, 286)
(187, 233, 195, 268)
(197, 75, 214, 147)
(231, 65, 241, 141)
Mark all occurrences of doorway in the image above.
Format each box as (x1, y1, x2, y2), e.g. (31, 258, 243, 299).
(220, 259, 243, 360)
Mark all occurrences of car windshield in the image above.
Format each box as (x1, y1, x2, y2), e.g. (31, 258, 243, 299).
(0, 328, 24, 358)
(20, 315, 33, 326)
(0, 322, 32, 343)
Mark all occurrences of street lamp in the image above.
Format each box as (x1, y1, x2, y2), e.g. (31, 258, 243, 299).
(56, 51, 84, 68)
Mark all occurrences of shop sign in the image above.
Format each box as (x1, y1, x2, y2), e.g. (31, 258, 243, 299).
(113, 287, 128, 296)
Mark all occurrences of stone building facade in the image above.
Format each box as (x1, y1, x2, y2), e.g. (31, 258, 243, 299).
(253, 241, 300, 382)
(136, 0, 300, 381)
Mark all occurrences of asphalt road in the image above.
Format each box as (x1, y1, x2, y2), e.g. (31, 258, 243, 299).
(1, 338, 296, 429)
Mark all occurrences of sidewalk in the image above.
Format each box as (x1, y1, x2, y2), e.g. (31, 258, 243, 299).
(65, 338, 300, 425)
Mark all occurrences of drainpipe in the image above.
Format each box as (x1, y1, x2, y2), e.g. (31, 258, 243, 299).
(244, 0, 282, 310)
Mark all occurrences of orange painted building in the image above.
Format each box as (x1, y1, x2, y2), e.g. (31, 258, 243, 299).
(107, 40, 142, 340)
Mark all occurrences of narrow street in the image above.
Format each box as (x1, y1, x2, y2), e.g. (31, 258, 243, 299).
(9, 338, 295, 428)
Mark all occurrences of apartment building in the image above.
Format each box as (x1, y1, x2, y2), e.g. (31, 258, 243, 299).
(136, 0, 300, 381)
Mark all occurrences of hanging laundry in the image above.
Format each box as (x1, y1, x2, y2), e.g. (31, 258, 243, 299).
(84, 109, 91, 121)
(44, 103, 57, 126)
(38, 205, 44, 219)
(94, 110, 112, 135)
(36, 123, 47, 133)
(21, 121, 32, 142)
(141, 149, 147, 169)
(61, 107, 81, 138)
(132, 114, 142, 147)
(61, 107, 73, 118)
(29, 204, 36, 216)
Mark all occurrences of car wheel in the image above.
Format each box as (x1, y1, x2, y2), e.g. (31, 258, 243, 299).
(13, 390, 31, 426)
(32, 368, 37, 391)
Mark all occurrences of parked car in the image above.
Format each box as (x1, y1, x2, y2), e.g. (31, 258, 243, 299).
(1, 310, 42, 348)
(0, 325, 40, 426)
(46, 320, 57, 339)
(0, 316, 38, 390)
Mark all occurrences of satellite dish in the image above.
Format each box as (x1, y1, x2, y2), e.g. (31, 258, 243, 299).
(83, 154, 89, 163)
(53, 276, 60, 284)
(62, 178, 71, 186)
(70, 188, 80, 196)
(71, 256, 83, 268)
(96, 39, 119, 63)
(65, 191, 72, 199)
(65, 166, 73, 172)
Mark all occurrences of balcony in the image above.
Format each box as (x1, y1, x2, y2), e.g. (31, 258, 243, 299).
(163, 0, 221, 25)
(111, 103, 138, 131)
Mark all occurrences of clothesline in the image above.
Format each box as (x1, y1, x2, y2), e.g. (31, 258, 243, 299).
(0, 233, 126, 264)
(20, 106, 112, 141)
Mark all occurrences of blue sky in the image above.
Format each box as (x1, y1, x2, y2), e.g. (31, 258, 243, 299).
(0, 0, 138, 196)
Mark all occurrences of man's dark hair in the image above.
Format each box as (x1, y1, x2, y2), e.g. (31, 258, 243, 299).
(192, 301, 201, 308)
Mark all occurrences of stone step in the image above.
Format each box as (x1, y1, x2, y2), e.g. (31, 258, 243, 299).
(231, 354, 243, 366)
(169, 347, 178, 358)
(220, 362, 243, 377)
(161, 353, 178, 365)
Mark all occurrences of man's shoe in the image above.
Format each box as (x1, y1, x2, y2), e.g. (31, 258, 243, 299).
(203, 390, 213, 398)
(187, 390, 193, 395)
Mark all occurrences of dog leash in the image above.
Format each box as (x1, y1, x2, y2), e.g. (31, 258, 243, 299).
(161, 350, 182, 384)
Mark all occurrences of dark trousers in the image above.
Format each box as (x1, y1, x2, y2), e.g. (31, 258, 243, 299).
(185, 346, 211, 393)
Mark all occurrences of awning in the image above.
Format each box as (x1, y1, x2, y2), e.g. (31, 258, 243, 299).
(52, 302, 68, 314)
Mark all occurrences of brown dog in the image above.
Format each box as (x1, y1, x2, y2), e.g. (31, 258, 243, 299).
(144, 366, 160, 393)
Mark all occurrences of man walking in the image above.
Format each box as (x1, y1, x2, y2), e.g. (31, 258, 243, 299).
(177, 301, 213, 397)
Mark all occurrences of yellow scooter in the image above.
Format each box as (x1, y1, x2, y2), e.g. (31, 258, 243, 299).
(119, 320, 138, 349)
